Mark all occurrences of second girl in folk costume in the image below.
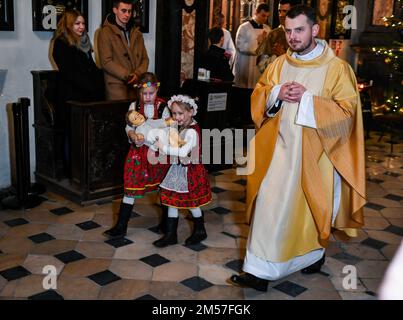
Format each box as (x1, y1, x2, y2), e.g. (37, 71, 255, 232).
(152, 95, 212, 247)
(103, 72, 170, 239)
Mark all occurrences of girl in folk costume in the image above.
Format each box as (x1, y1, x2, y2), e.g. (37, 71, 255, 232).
(152, 95, 212, 247)
(104, 72, 170, 239)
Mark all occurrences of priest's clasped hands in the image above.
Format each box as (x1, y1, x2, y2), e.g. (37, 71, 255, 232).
(278, 81, 307, 103)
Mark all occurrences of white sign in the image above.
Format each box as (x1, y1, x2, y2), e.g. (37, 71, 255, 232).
(207, 93, 227, 112)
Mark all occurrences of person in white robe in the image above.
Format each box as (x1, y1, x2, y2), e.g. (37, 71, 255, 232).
(233, 3, 271, 89)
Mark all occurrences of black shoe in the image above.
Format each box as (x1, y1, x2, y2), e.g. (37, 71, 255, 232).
(230, 273, 269, 292)
(301, 254, 325, 274)
(185, 216, 207, 245)
(103, 202, 132, 239)
(153, 217, 178, 248)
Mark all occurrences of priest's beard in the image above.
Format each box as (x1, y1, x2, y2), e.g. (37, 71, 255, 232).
(290, 37, 315, 55)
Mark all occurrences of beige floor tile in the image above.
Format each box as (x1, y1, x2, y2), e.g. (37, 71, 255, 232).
(4, 223, 49, 238)
(381, 244, 400, 260)
(81, 227, 110, 242)
(61, 258, 112, 278)
(24, 210, 59, 224)
(215, 190, 245, 202)
(0, 275, 6, 293)
(285, 271, 336, 291)
(57, 276, 100, 300)
(0, 237, 33, 255)
(30, 240, 78, 256)
(223, 223, 249, 238)
(341, 243, 386, 260)
(201, 232, 237, 249)
(155, 245, 198, 264)
(153, 261, 198, 282)
(149, 281, 197, 300)
(329, 276, 366, 292)
(95, 202, 118, 215)
(109, 260, 153, 280)
(216, 200, 245, 212)
(295, 289, 341, 300)
(366, 230, 403, 244)
(368, 197, 402, 208)
(380, 181, 403, 190)
(338, 291, 377, 300)
(0, 280, 17, 298)
(223, 212, 248, 224)
(244, 287, 294, 300)
(22, 255, 64, 275)
(14, 275, 47, 298)
(127, 216, 158, 229)
(199, 264, 234, 286)
(215, 182, 245, 192)
(203, 211, 224, 224)
(99, 279, 150, 300)
(75, 242, 115, 259)
(57, 211, 95, 225)
(361, 278, 383, 293)
(197, 285, 244, 300)
(355, 260, 390, 279)
(204, 221, 224, 234)
(199, 247, 244, 266)
(46, 224, 84, 241)
(381, 207, 403, 219)
(0, 254, 27, 272)
(387, 218, 403, 228)
(92, 213, 114, 228)
(132, 204, 162, 218)
(114, 243, 157, 260)
(125, 227, 160, 244)
(362, 217, 390, 230)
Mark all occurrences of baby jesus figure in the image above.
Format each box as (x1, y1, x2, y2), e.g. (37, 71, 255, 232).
(126, 110, 186, 150)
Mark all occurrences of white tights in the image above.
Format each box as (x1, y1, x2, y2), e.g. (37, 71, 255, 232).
(167, 207, 202, 218)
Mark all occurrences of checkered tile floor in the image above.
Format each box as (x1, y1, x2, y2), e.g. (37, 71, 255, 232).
(0, 132, 402, 300)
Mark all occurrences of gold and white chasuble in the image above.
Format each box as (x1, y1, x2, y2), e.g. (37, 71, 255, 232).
(244, 40, 366, 280)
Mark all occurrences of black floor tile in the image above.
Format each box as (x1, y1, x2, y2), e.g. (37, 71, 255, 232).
(88, 270, 121, 286)
(222, 231, 238, 239)
(55, 250, 86, 264)
(210, 207, 231, 215)
(181, 276, 213, 292)
(131, 211, 141, 218)
(96, 199, 113, 205)
(140, 254, 170, 268)
(238, 197, 246, 203)
(225, 259, 243, 273)
(384, 225, 403, 237)
(76, 221, 101, 231)
(365, 291, 376, 297)
(136, 294, 158, 300)
(183, 243, 208, 252)
(28, 233, 55, 244)
(210, 172, 224, 176)
(233, 179, 247, 186)
(361, 238, 388, 250)
(332, 252, 362, 265)
(211, 187, 226, 194)
(273, 281, 308, 297)
(3, 218, 29, 227)
(384, 171, 401, 178)
(384, 194, 403, 202)
(364, 203, 386, 211)
(0, 266, 31, 281)
(28, 290, 64, 300)
(367, 178, 384, 184)
(49, 207, 74, 216)
(105, 237, 134, 248)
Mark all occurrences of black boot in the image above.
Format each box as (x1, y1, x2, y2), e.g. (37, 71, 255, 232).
(230, 273, 269, 292)
(301, 254, 325, 274)
(156, 205, 168, 234)
(185, 216, 207, 245)
(153, 217, 178, 247)
(103, 202, 132, 238)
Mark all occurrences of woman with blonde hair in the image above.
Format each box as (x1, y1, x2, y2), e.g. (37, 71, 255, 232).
(52, 9, 104, 177)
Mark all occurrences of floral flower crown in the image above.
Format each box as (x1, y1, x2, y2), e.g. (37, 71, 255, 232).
(167, 95, 198, 116)
(133, 81, 161, 89)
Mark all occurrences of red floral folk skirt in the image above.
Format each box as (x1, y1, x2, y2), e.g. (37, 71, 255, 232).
(124, 145, 169, 198)
(160, 163, 212, 208)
